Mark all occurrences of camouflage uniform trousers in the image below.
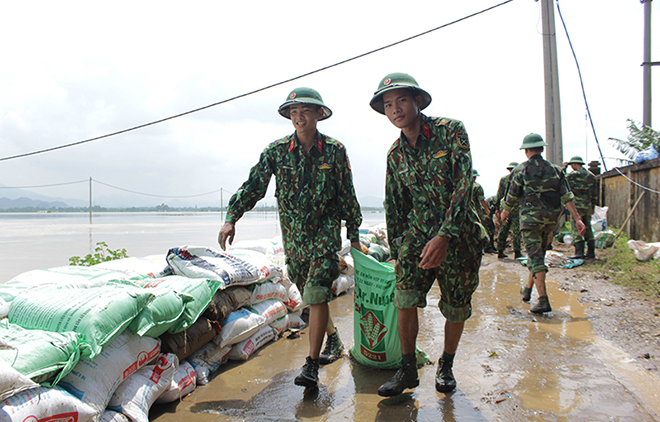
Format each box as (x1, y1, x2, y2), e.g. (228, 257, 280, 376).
(394, 230, 483, 323)
(286, 252, 340, 305)
(497, 209, 521, 252)
(570, 212, 594, 244)
(522, 226, 554, 275)
(483, 214, 496, 247)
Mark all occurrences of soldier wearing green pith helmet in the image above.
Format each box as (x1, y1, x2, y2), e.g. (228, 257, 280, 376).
(370, 72, 487, 396)
(563, 155, 598, 259)
(218, 87, 363, 388)
(501, 133, 586, 314)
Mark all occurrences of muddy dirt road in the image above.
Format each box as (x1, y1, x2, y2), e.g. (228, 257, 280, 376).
(150, 250, 660, 421)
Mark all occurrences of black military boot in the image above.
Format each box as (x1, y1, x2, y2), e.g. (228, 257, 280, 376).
(294, 356, 320, 388)
(520, 286, 532, 302)
(377, 353, 418, 397)
(319, 331, 344, 365)
(435, 353, 457, 392)
(497, 250, 508, 259)
(586, 240, 596, 258)
(570, 242, 585, 259)
(514, 250, 523, 259)
(530, 295, 552, 314)
(484, 243, 497, 254)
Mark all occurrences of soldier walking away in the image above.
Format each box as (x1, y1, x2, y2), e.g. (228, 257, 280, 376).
(501, 134, 585, 314)
(472, 169, 495, 254)
(369, 73, 486, 396)
(494, 161, 522, 259)
(218, 87, 363, 388)
(564, 156, 598, 259)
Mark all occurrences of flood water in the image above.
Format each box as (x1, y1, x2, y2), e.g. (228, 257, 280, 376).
(2, 212, 660, 420)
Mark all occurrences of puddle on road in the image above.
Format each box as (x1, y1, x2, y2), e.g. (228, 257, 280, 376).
(151, 258, 660, 421)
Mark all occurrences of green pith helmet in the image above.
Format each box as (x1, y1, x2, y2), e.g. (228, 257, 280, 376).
(520, 133, 548, 149)
(506, 161, 519, 170)
(567, 155, 585, 165)
(278, 87, 332, 120)
(369, 72, 432, 115)
(472, 169, 480, 177)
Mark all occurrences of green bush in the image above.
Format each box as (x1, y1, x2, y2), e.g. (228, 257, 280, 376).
(69, 241, 128, 266)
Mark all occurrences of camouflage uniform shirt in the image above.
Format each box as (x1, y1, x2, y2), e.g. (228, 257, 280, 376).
(566, 167, 597, 214)
(385, 114, 485, 259)
(226, 131, 362, 260)
(502, 154, 574, 229)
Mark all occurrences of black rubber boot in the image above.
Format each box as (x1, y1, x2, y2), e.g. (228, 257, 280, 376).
(520, 286, 532, 302)
(497, 250, 508, 259)
(294, 356, 320, 388)
(530, 295, 552, 314)
(570, 242, 585, 259)
(586, 240, 596, 258)
(435, 354, 457, 392)
(377, 354, 418, 397)
(514, 250, 523, 259)
(319, 331, 344, 365)
(484, 244, 497, 254)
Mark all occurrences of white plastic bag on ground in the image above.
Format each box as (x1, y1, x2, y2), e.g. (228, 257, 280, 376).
(155, 360, 196, 404)
(229, 326, 277, 361)
(627, 240, 660, 261)
(107, 353, 177, 422)
(0, 386, 96, 422)
(59, 331, 160, 418)
(246, 299, 287, 326)
(215, 308, 265, 348)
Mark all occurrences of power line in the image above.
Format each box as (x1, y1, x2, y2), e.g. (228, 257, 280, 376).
(0, 0, 516, 162)
(93, 179, 220, 198)
(0, 180, 88, 189)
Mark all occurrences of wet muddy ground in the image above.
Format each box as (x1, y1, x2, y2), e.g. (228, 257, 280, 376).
(150, 247, 660, 421)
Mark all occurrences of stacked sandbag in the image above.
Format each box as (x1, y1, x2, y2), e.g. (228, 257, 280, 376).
(0, 238, 322, 419)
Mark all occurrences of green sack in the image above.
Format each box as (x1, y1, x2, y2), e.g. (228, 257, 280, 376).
(350, 249, 427, 369)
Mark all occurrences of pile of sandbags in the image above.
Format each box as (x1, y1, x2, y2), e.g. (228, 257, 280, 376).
(0, 239, 317, 422)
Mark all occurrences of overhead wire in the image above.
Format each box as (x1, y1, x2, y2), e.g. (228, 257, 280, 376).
(557, 1, 659, 196)
(0, 179, 88, 189)
(0, 0, 516, 162)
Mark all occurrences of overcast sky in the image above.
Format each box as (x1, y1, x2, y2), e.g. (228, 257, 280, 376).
(1, 0, 658, 208)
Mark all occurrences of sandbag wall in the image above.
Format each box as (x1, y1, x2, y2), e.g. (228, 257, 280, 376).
(0, 225, 391, 422)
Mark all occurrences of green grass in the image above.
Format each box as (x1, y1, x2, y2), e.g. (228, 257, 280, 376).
(583, 228, 660, 303)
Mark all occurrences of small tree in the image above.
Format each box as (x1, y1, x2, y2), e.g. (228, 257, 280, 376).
(609, 119, 660, 165)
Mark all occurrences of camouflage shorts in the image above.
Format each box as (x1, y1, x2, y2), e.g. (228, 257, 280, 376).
(522, 227, 554, 275)
(394, 235, 482, 323)
(286, 253, 339, 305)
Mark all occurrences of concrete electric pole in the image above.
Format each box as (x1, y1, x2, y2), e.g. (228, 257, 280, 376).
(642, 0, 653, 127)
(540, 0, 563, 165)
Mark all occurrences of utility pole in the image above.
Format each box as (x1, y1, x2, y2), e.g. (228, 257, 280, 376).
(642, 0, 653, 127)
(541, 0, 563, 164)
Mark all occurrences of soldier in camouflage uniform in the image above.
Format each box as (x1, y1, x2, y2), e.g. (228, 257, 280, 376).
(501, 134, 585, 313)
(494, 162, 522, 259)
(472, 170, 495, 254)
(369, 73, 486, 396)
(483, 195, 498, 254)
(218, 87, 362, 388)
(563, 156, 598, 259)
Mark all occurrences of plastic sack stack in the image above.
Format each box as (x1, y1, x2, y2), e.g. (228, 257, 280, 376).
(1, 231, 372, 420)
